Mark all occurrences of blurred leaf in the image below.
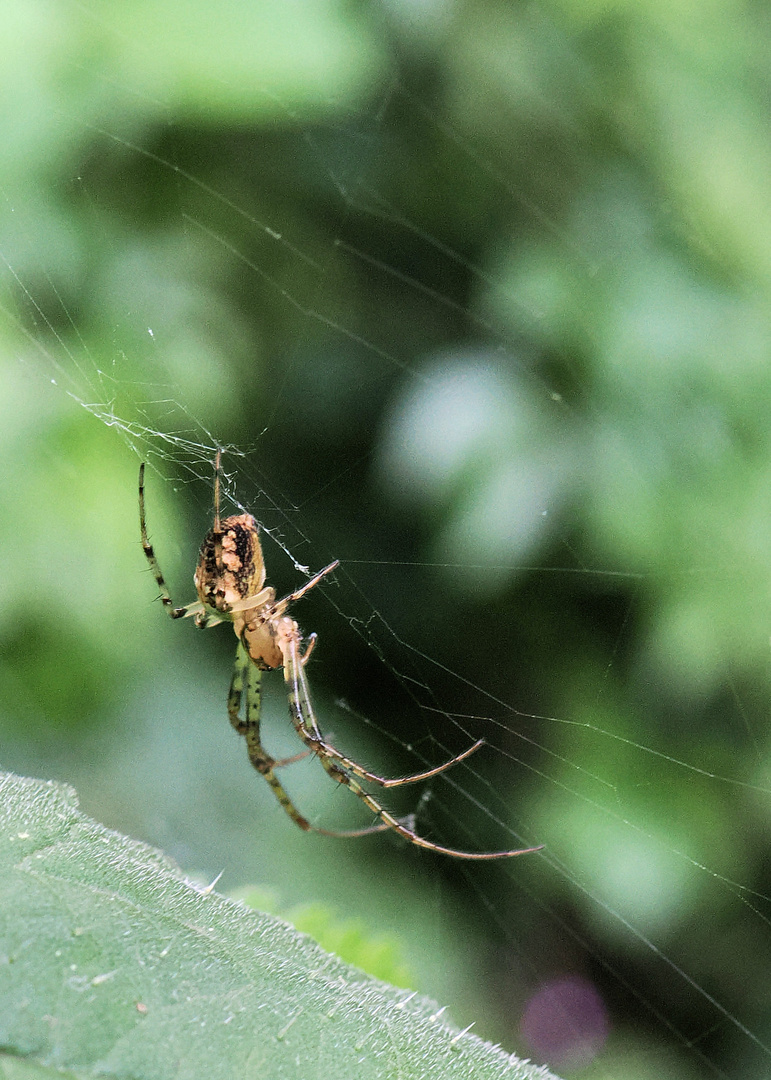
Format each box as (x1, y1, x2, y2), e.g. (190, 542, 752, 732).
(0, 770, 559, 1080)
(79, 0, 384, 117)
(0, 1056, 79, 1080)
(236, 887, 416, 989)
(377, 350, 573, 594)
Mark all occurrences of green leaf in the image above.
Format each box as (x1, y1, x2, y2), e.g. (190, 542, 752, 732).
(0, 771, 560, 1080)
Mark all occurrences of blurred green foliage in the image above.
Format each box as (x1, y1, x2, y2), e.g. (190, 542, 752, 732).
(235, 885, 416, 990)
(2, 1, 771, 1077)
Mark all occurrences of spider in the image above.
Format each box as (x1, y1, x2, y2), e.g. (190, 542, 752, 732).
(139, 453, 541, 860)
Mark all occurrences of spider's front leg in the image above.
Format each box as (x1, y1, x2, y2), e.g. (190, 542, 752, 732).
(139, 462, 213, 624)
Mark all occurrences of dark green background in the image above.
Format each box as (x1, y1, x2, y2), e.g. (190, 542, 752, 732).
(2, 2, 771, 1077)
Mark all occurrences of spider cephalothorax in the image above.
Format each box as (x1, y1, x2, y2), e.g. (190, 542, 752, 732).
(139, 453, 541, 860)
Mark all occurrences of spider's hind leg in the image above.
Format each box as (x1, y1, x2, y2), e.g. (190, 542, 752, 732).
(281, 631, 543, 859)
(238, 653, 314, 832)
(227, 639, 250, 734)
(230, 639, 310, 768)
(229, 638, 314, 830)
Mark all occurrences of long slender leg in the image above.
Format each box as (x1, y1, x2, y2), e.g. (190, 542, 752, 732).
(230, 638, 376, 834)
(286, 561, 340, 603)
(235, 653, 315, 832)
(229, 640, 309, 765)
(139, 462, 208, 622)
(239, 662, 388, 837)
(227, 640, 250, 734)
(280, 631, 484, 787)
(229, 563, 341, 620)
(281, 633, 542, 860)
(227, 638, 391, 838)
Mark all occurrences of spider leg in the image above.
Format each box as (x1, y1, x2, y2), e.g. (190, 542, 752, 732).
(284, 628, 484, 786)
(281, 631, 542, 859)
(286, 561, 340, 604)
(139, 462, 208, 621)
(233, 647, 314, 832)
(355, 738, 486, 789)
(300, 633, 317, 666)
(224, 587, 275, 614)
(272, 750, 312, 767)
(227, 642, 305, 761)
(230, 638, 383, 836)
(287, 630, 479, 786)
(227, 639, 250, 734)
(193, 608, 223, 628)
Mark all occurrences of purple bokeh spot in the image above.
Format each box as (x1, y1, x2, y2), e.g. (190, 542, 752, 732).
(520, 975, 609, 1071)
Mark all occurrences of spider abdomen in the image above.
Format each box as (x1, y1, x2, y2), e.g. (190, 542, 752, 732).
(194, 513, 267, 614)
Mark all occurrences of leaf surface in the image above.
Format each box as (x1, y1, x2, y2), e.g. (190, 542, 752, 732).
(0, 772, 558, 1080)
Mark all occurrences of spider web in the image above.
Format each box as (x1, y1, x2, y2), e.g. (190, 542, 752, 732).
(1, 3, 770, 1077)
